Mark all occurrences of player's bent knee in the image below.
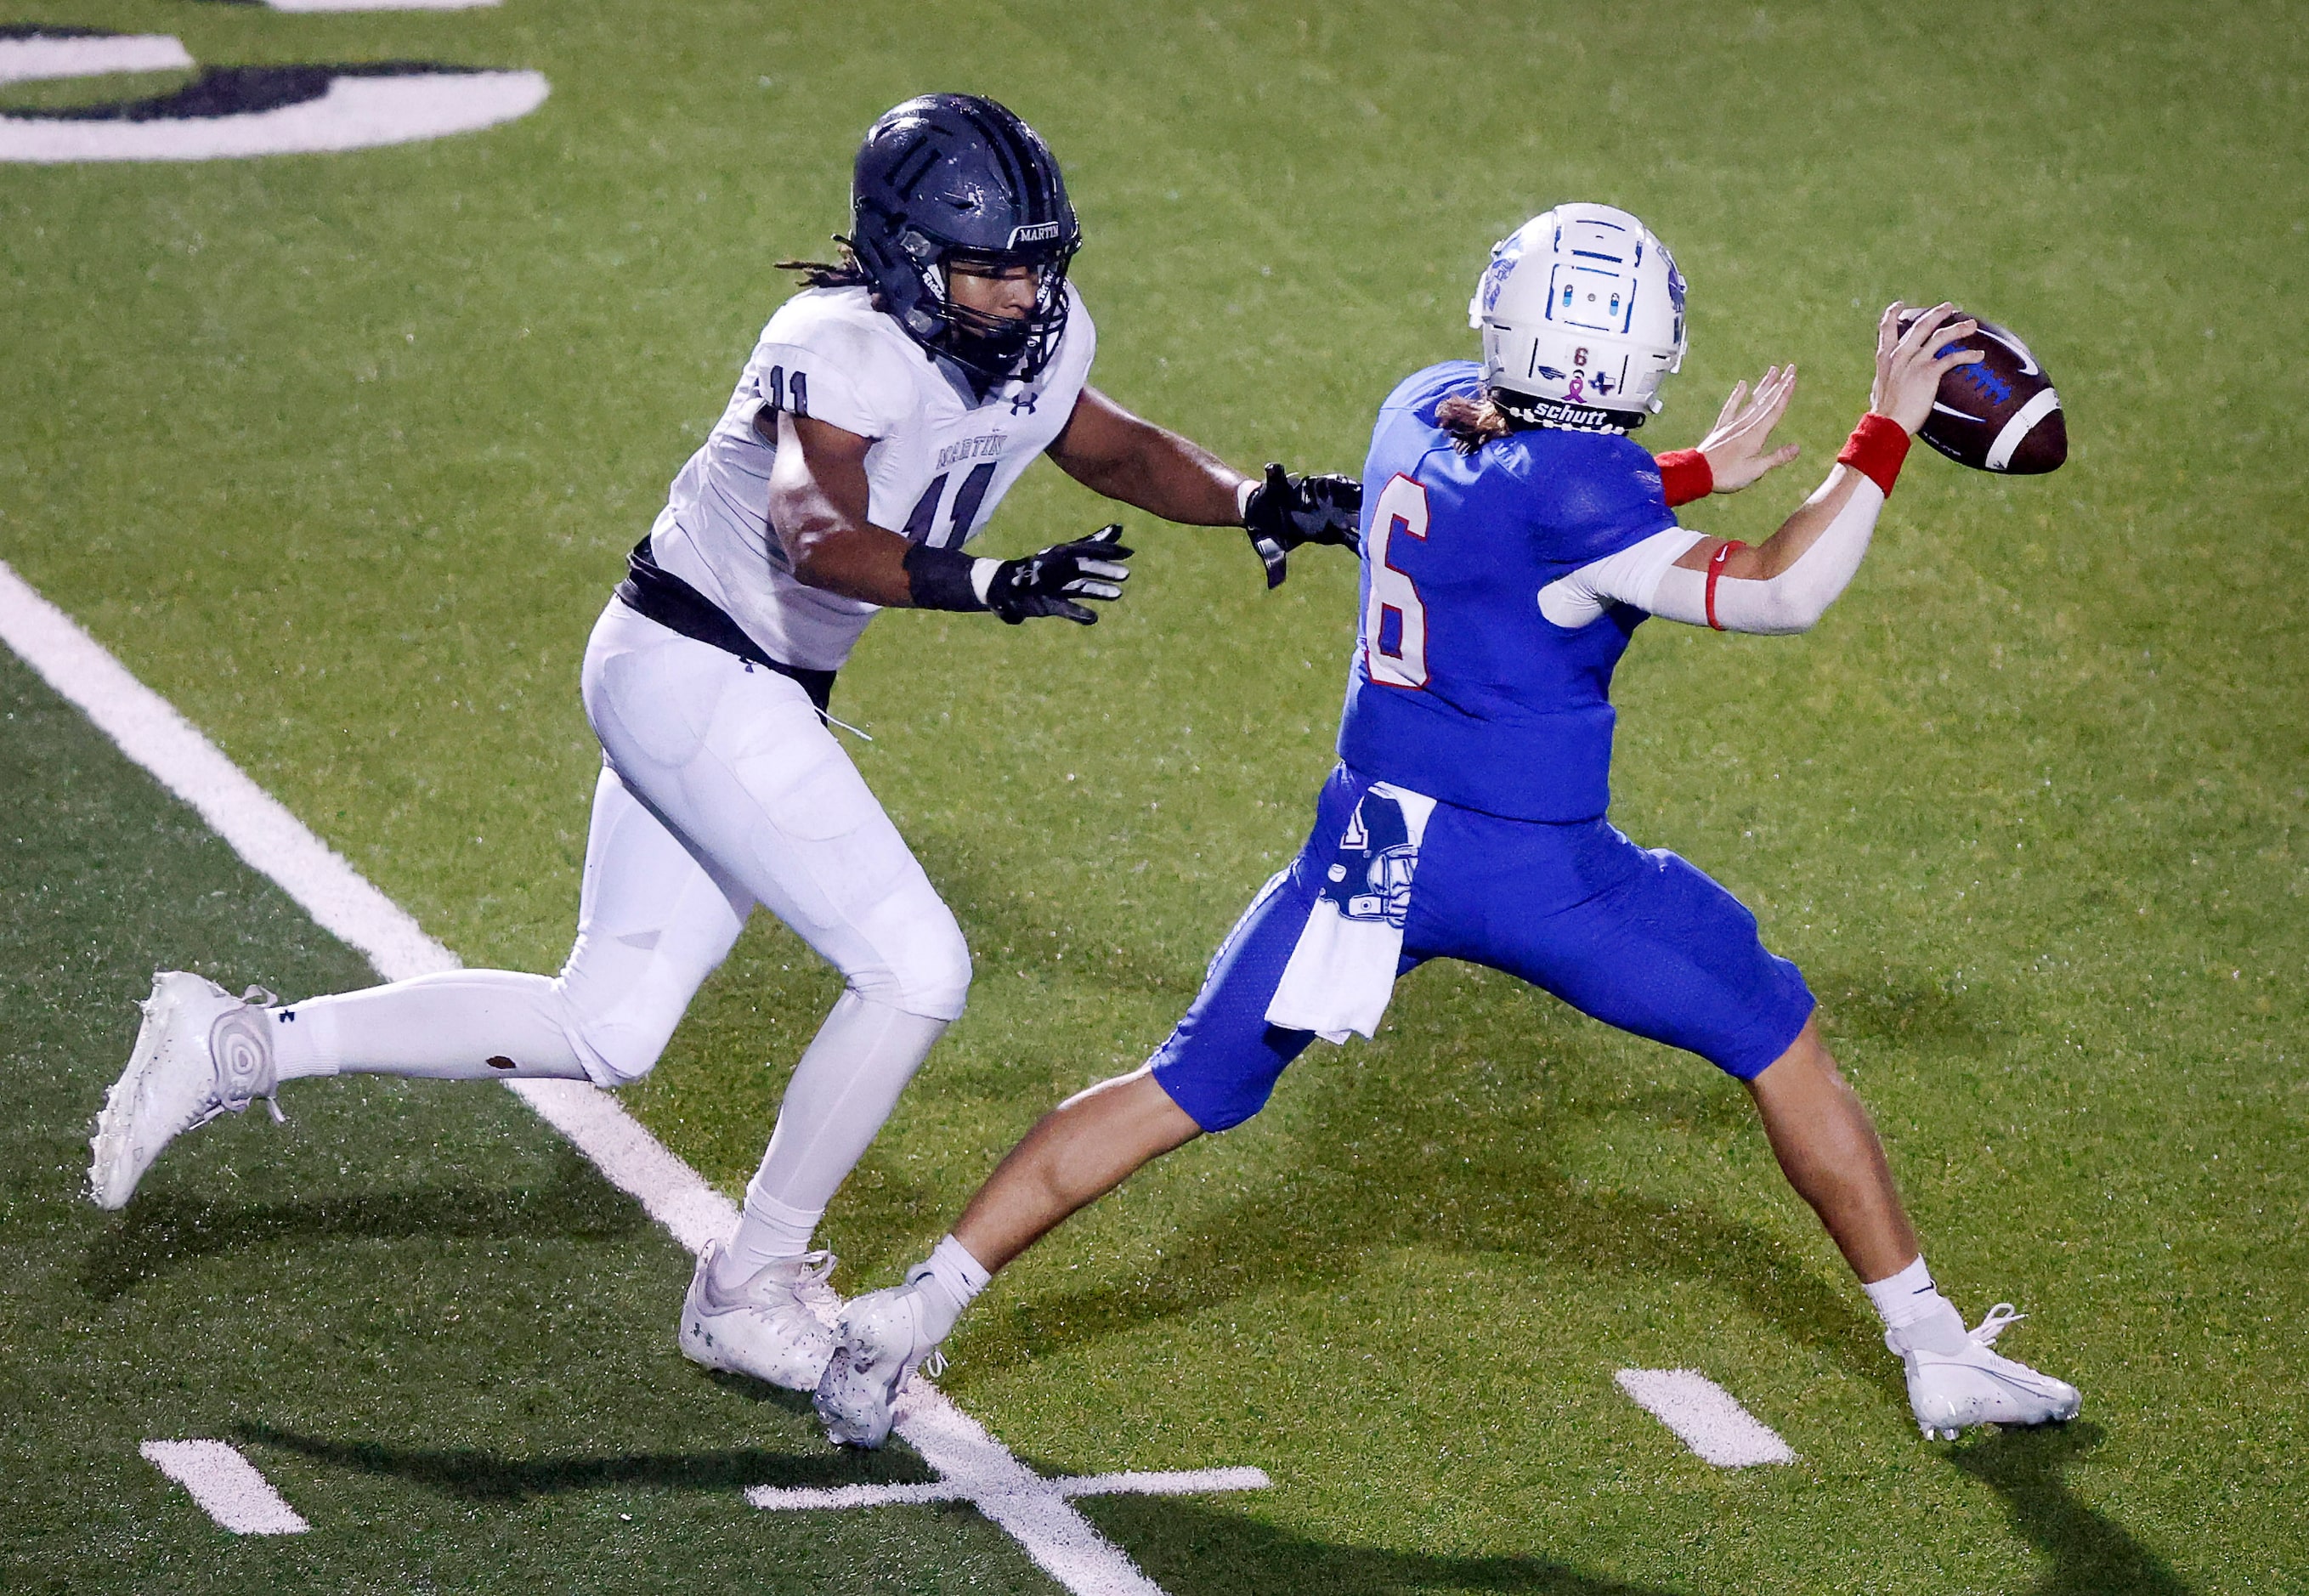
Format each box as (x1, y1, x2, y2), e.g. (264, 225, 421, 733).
(557, 988, 688, 1088)
(845, 906, 972, 1022)
(1148, 1048, 1288, 1133)
(1171, 1084, 1268, 1133)
(567, 1020, 672, 1087)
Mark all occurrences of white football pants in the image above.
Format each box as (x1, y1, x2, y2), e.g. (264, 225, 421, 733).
(271, 601, 971, 1218)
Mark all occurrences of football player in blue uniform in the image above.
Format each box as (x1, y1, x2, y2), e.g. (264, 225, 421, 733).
(816, 204, 2083, 1449)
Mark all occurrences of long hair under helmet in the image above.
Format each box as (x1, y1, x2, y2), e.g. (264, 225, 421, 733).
(1468, 203, 1686, 432)
(846, 93, 1082, 383)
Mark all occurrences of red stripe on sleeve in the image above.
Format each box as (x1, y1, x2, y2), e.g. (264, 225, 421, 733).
(1706, 540, 1747, 631)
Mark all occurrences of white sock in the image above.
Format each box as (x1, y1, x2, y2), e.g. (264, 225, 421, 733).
(722, 1189, 824, 1282)
(905, 1234, 991, 1345)
(1865, 1255, 1968, 1355)
(266, 972, 591, 1082)
(269, 1004, 338, 1082)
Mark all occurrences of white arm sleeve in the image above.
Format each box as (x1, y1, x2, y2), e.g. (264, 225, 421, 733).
(1644, 477, 1887, 635)
(1537, 527, 1706, 630)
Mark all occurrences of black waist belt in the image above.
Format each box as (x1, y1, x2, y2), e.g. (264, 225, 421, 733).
(614, 537, 835, 715)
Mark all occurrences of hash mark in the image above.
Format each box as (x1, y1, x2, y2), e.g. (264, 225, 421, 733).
(141, 1440, 310, 1534)
(1615, 1369, 1797, 1468)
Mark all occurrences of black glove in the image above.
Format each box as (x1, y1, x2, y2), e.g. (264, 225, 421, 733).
(985, 524, 1134, 625)
(1242, 461, 1363, 588)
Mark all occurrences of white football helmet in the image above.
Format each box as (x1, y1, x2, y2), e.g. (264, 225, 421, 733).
(1468, 203, 1687, 422)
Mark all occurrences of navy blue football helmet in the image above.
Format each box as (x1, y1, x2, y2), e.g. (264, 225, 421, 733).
(848, 94, 1082, 382)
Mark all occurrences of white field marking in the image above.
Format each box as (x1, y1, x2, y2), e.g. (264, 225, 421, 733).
(507, 1078, 739, 1254)
(1614, 1369, 1797, 1468)
(140, 1440, 310, 1534)
(0, 33, 194, 87)
(0, 563, 455, 982)
(748, 1467, 1271, 1513)
(0, 71, 547, 164)
(1055, 1468, 1271, 1500)
(0, 560, 1248, 1596)
(885, 1387, 1171, 1596)
(749, 1480, 965, 1511)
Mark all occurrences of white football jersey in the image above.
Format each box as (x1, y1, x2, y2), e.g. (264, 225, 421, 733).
(645, 283, 1097, 672)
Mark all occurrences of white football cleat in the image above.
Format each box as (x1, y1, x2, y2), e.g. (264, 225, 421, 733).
(678, 1241, 838, 1390)
(812, 1284, 945, 1450)
(88, 971, 282, 1211)
(1896, 1304, 2082, 1439)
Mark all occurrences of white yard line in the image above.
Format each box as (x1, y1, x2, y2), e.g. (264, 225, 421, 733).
(749, 1466, 1271, 1514)
(748, 1480, 969, 1511)
(884, 1390, 1173, 1596)
(1614, 1369, 1797, 1468)
(140, 1440, 309, 1534)
(0, 560, 1245, 1593)
(1053, 1468, 1272, 1500)
(0, 566, 454, 982)
(507, 1077, 739, 1255)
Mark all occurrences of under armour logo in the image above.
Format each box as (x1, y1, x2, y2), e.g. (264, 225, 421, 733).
(1009, 390, 1039, 416)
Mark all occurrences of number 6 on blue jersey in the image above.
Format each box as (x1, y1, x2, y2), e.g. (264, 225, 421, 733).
(1365, 473, 1431, 689)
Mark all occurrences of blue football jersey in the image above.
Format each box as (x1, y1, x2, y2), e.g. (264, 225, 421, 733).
(1335, 361, 1680, 821)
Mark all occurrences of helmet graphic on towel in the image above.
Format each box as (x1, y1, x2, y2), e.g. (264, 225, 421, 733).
(1468, 202, 1686, 426)
(848, 93, 1082, 382)
(1319, 790, 1418, 925)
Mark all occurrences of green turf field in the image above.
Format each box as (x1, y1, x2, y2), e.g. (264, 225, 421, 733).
(4, 0, 2305, 1590)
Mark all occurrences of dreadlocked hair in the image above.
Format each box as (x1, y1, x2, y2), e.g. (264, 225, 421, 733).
(776, 237, 872, 290)
(1434, 393, 1519, 455)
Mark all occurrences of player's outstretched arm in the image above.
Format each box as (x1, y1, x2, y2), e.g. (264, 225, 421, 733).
(1648, 303, 1982, 634)
(767, 410, 1131, 624)
(1047, 387, 1361, 586)
(1046, 386, 1247, 524)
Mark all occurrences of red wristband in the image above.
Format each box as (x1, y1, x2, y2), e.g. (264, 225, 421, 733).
(1656, 448, 1712, 508)
(1836, 412, 1910, 497)
(1705, 540, 1746, 631)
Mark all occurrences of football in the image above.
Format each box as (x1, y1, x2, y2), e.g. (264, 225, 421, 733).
(1898, 308, 2068, 474)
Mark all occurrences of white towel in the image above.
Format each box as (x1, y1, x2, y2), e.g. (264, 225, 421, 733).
(1266, 782, 1436, 1043)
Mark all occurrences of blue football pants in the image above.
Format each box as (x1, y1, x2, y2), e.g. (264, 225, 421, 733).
(1150, 764, 1817, 1132)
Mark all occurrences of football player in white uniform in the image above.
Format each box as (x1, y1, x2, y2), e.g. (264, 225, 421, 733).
(87, 94, 1362, 1393)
